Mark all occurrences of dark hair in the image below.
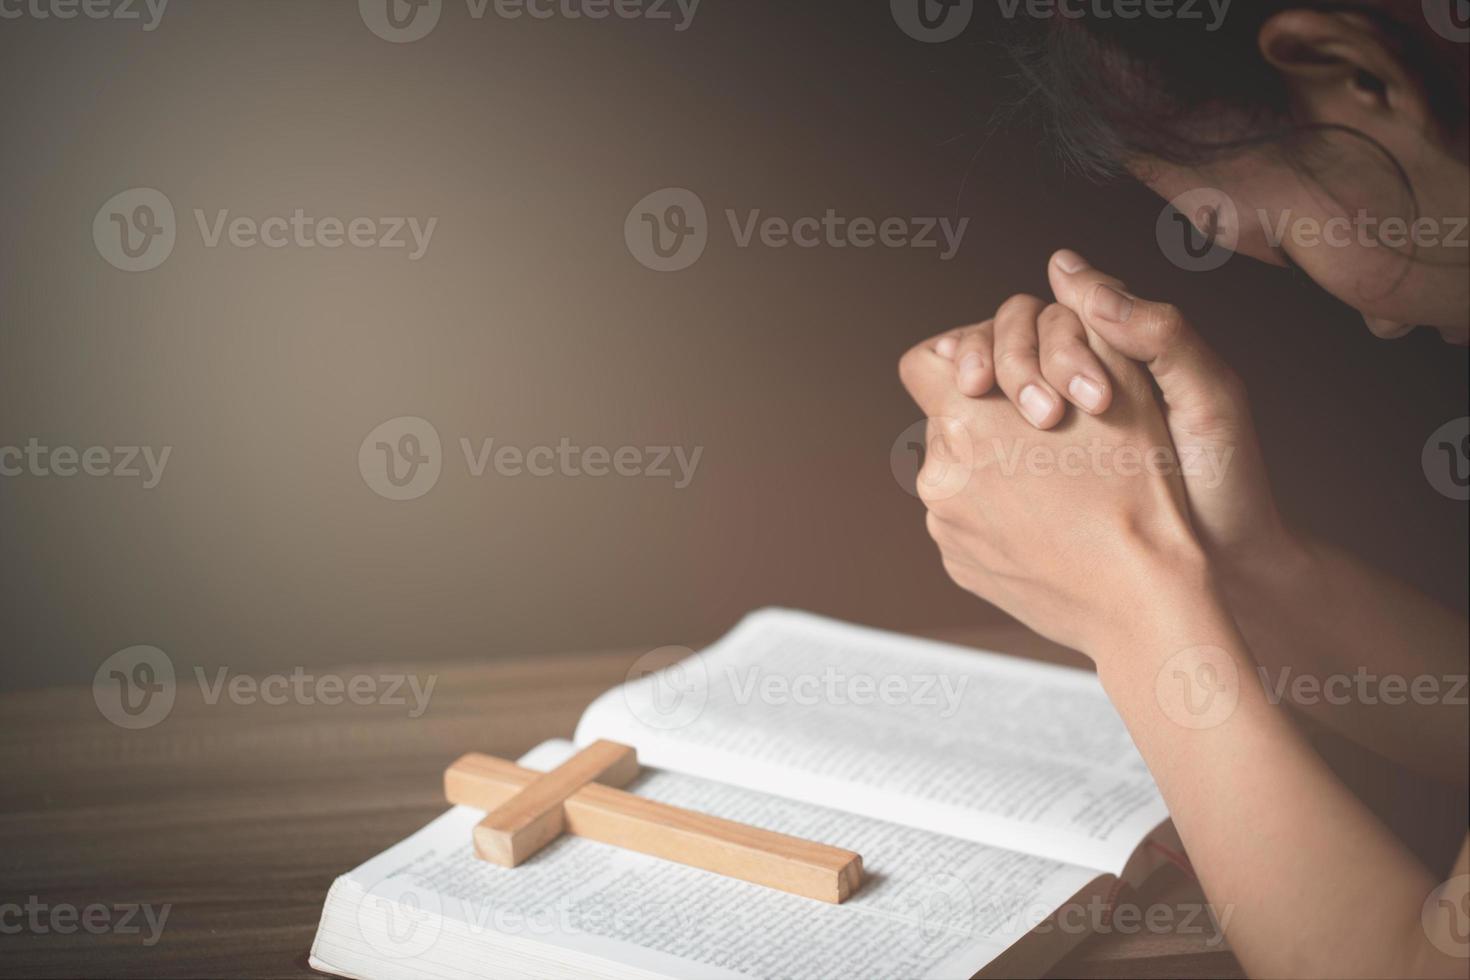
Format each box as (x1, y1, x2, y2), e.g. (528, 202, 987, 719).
(1002, 1, 1467, 181)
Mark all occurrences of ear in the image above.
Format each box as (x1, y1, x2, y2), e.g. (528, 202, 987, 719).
(1257, 9, 1433, 130)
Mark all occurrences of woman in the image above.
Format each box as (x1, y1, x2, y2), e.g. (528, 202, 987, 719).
(899, 3, 1468, 976)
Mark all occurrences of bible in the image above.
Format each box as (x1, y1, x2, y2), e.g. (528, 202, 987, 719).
(309, 608, 1182, 979)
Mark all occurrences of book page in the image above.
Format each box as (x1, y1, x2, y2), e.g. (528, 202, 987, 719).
(309, 741, 1103, 980)
(576, 609, 1167, 873)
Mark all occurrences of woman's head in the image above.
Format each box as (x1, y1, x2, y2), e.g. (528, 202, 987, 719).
(1008, 2, 1469, 342)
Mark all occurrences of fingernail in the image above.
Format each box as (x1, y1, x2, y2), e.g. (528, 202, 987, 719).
(1092, 285, 1134, 323)
(959, 352, 985, 390)
(1019, 385, 1055, 426)
(1053, 249, 1089, 273)
(1069, 375, 1105, 413)
(935, 335, 957, 358)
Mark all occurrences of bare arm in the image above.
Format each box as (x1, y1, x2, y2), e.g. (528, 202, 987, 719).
(898, 256, 1468, 978)
(1098, 561, 1464, 979)
(1222, 533, 1469, 783)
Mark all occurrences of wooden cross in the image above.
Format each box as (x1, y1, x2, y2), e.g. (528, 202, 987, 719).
(443, 740, 864, 904)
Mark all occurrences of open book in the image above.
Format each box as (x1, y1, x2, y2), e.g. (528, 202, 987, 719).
(310, 609, 1177, 979)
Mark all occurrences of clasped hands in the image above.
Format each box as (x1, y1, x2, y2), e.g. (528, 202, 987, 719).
(899, 249, 1287, 658)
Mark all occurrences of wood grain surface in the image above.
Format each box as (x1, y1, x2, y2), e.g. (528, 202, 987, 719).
(0, 623, 1252, 978)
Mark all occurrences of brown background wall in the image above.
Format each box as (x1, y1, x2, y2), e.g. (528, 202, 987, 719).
(2, 1, 1465, 691)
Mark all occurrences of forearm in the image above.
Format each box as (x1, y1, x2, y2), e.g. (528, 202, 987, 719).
(1094, 561, 1458, 979)
(1219, 532, 1469, 783)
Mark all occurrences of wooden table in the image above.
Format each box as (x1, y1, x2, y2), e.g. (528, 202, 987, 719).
(0, 624, 1243, 978)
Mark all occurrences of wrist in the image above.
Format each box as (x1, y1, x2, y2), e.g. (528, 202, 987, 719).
(1093, 594, 1251, 724)
(1086, 533, 1228, 668)
(1215, 523, 1317, 605)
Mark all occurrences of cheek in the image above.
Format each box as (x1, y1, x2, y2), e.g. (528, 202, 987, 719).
(1288, 239, 1409, 318)
(1145, 159, 1470, 331)
(1287, 237, 1466, 327)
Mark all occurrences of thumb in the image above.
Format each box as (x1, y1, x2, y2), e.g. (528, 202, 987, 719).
(1046, 249, 1242, 437)
(1046, 250, 1286, 562)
